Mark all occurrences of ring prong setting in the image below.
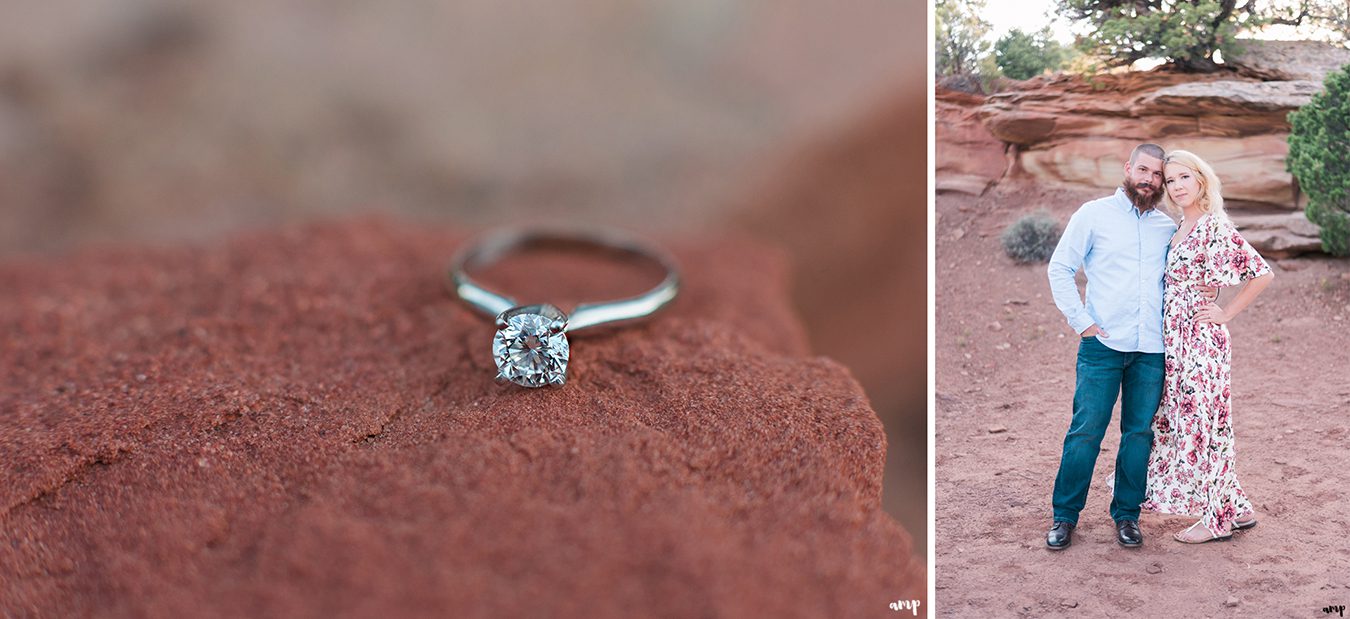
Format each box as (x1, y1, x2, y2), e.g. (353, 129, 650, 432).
(491, 304, 570, 388)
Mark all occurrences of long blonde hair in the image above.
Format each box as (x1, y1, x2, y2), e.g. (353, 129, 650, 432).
(1162, 150, 1228, 223)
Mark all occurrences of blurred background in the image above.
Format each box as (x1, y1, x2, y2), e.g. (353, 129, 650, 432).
(0, 1, 926, 554)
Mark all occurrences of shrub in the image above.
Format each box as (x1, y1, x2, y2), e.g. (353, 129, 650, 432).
(1002, 211, 1062, 263)
(1287, 63, 1350, 256)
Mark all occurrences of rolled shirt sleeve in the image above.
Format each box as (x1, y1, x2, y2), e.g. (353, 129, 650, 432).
(1048, 208, 1096, 335)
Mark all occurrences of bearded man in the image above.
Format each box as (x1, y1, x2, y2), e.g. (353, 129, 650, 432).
(1044, 143, 1178, 550)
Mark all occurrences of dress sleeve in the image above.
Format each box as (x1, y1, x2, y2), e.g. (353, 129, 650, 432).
(1206, 216, 1271, 287)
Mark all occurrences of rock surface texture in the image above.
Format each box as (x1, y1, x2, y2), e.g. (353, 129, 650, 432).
(975, 71, 1307, 207)
(935, 89, 1008, 196)
(935, 40, 1350, 256)
(1227, 39, 1350, 82)
(0, 219, 923, 618)
(733, 88, 930, 553)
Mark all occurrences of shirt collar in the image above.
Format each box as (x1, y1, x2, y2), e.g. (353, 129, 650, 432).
(1112, 187, 1131, 211)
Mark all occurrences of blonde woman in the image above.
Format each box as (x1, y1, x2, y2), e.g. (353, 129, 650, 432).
(1142, 150, 1275, 543)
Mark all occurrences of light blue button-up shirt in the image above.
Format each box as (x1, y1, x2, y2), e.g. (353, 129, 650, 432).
(1047, 187, 1177, 353)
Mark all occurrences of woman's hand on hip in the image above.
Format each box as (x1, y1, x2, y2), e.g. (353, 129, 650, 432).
(1196, 303, 1230, 325)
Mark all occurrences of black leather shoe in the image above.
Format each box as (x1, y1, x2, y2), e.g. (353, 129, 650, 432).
(1047, 521, 1074, 550)
(1116, 519, 1142, 547)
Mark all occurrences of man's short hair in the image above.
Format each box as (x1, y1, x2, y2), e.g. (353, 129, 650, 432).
(1129, 143, 1165, 165)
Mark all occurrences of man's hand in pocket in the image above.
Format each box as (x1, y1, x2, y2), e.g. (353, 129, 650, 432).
(1081, 324, 1110, 339)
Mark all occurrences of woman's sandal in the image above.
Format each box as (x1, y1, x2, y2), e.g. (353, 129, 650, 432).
(1173, 521, 1233, 544)
(1233, 513, 1258, 531)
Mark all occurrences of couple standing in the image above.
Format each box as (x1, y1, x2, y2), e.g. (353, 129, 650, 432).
(1045, 143, 1274, 548)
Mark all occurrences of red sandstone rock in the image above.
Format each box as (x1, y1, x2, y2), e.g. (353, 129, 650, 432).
(936, 89, 1007, 195)
(0, 219, 923, 617)
(939, 75, 1324, 253)
(731, 89, 930, 554)
(945, 62, 1342, 209)
(1227, 39, 1350, 82)
(1228, 211, 1323, 258)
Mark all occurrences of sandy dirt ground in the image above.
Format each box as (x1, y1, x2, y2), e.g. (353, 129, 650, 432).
(935, 180, 1350, 617)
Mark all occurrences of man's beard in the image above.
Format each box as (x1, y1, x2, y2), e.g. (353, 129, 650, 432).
(1123, 178, 1163, 210)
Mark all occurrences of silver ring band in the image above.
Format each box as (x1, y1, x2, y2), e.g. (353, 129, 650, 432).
(450, 226, 680, 333)
(448, 226, 680, 388)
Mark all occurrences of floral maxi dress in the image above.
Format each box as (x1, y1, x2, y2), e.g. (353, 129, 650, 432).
(1142, 213, 1270, 536)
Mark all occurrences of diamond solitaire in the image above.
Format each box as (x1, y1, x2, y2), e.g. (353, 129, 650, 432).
(493, 304, 570, 388)
(449, 227, 680, 389)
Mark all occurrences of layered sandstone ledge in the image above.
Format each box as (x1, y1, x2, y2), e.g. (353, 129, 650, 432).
(936, 40, 1350, 257)
(0, 219, 923, 617)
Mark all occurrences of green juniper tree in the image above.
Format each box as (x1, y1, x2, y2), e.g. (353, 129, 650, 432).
(1056, 0, 1261, 71)
(994, 27, 1071, 79)
(1287, 62, 1350, 256)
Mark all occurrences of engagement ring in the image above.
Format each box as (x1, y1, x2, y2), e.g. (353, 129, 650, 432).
(449, 227, 680, 388)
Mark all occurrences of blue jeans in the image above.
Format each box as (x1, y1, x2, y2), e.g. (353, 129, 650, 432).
(1051, 336, 1164, 525)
